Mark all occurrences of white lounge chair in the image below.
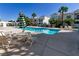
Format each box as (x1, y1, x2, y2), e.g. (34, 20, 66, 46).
(64, 26, 68, 30)
(68, 26, 73, 30)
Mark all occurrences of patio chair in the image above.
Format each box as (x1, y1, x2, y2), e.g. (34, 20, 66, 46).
(64, 26, 68, 30)
(68, 26, 73, 30)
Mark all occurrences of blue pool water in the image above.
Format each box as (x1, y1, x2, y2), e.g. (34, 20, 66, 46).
(21, 27, 59, 35)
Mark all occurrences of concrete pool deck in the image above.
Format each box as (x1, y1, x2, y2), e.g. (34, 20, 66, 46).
(0, 27, 79, 56)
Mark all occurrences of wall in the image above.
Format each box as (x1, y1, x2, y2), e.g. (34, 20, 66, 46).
(43, 16, 50, 25)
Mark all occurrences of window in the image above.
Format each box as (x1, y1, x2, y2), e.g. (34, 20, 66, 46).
(75, 15, 79, 19)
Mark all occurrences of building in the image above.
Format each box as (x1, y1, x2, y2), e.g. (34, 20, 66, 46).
(74, 9, 79, 21)
(51, 13, 59, 20)
(37, 16, 50, 26)
(50, 9, 79, 27)
(51, 9, 79, 20)
(0, 21, 16, 27)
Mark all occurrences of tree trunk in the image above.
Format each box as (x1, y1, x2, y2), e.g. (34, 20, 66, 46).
(32, 17, 34, 25)
(61, 12, 64, 27)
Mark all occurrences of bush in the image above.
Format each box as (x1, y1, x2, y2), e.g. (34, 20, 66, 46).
(49, 18, 63, 27)
(32, 23, 37, 26)
(49, 18, 57, 27)
(64, 18, 74, 26)
(41, 23, 47, 27)
(49, 19, 57, 24)
(55, 20, 62, 27)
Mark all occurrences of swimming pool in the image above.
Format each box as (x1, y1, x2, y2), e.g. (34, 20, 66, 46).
(21, 27, 59, 35)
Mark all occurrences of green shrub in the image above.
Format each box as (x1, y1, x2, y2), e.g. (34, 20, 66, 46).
(49, 18, 57, 27)
(49, 18, 62, 27)
(64, 18, 74, 26)
(55, 20, 62, 27)
(49, 19, 56, 24)
(42, 23, 49, 27)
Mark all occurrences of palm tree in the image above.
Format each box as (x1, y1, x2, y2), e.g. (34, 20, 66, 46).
(32, 13, 36, 19)
(32, 13, 37, 24)
(58, 6, 68, 27)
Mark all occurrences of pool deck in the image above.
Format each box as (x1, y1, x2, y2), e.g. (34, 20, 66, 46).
(0, 27, 79, 56)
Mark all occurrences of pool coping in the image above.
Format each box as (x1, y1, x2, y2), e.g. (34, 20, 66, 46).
(27, 26, 74, 32)
(18, 26, 74, 35)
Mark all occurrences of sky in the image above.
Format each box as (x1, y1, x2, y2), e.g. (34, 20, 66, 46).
(0, 3, 79, 21)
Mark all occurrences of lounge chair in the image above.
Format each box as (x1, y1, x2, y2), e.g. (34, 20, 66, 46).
(64, 26, 68, 30)
(68, 26, 73, 30)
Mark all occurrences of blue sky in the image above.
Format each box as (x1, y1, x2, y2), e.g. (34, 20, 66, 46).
(0, 3, 79, 21)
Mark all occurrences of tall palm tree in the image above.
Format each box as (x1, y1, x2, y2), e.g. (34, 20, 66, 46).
(32, 13, 36, 19)
(32, 13, 37, 24)
(58, 6, 68, 27)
